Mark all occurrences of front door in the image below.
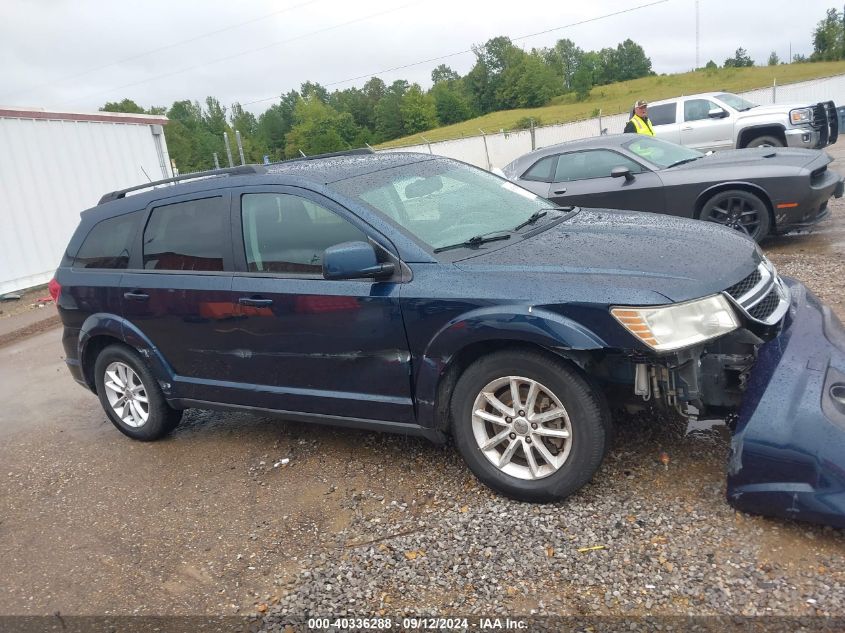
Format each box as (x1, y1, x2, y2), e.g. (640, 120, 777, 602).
(680, 98, 735, 151)
(225, 187, 415, 424)
(547, 149, 665, 213)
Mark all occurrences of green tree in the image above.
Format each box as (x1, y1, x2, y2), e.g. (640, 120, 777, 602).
(374, 80, 408, 141)
(400, 85, 438, 134)
(767, 51, 780, 66)
(498, 52, 557, 108)
(300, 81, 329, 103)
(612, 39, 653, 82)
(465, 36, 521, 113)
(572, 65, 593, 101)
(284, 97, 362, 157)
(100, 98, 145, 114)
(542, 38, 584, 91)
(724, 47, 754, 67)
(431, 64, 460, 85)
(430, 81, 473, 125)
(812, 8, 844, 60)
(705, 59, 718, 69)
(256, 90, 300, 161)
(793, 53, 808, 63)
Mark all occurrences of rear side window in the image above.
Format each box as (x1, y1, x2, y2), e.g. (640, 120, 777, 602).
(554, 150, 643, 181)
(241, 193, 366, 275)
(143, 197, 228, 271)
(648, 103, 676, 126)
(74, 211, 141, 269)
(521, 155, 557, 182)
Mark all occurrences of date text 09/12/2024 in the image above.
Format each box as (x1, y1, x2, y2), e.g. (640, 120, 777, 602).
(306, 617, 528, 630)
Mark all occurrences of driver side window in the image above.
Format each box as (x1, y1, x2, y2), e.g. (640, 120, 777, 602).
(554, 150, 643, 182)
(684, 99, 720, 122)
(241, 193, 366, 275)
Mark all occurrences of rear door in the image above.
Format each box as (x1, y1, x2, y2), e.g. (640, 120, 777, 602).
(120, 192, 240, 399)
(225, 186, 415, 424)
(547, 149, 666, 213)
(650, 102, 681, 144)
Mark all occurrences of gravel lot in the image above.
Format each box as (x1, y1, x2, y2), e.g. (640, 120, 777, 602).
(1, 146, 845, 630)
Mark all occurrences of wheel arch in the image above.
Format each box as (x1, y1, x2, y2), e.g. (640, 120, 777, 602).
(694, 182, 774, 223)
(737, 125, 786, 148)
(414, 306, 610, 432)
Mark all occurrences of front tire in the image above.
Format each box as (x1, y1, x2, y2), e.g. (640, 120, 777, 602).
(450, 350, 609, 502)
(699, 189, 771, 241)
(94, 345, 182, 441)
(745, 135, 784, 148)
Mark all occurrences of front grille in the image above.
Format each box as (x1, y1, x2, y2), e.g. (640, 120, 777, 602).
(725, 269, 761, 299)
(722, 261, 789, 326)
(747, 287, 780, 321)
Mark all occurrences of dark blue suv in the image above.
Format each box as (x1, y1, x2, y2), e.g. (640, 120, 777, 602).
(52, 150, 845, 527)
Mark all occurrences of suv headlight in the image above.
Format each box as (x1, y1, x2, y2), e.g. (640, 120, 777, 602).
(611, 294, 740, 352)
(790, 107, 812, 125)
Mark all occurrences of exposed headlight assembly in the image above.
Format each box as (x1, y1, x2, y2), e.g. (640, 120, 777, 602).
(611, 294, 740, 352)
(790, 107, 812, 125)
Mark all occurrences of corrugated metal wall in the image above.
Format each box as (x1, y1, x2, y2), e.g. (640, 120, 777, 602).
(0, 116, 172, 294)
(381, 73, 845, 169)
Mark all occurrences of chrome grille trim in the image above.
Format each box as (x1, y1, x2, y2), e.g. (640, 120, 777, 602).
(722, 261, 790, 326)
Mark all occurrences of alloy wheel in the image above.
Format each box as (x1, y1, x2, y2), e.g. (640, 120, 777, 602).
(704, 196, 763, 236)
(471, 375, 573, 480)
(103, 361, 149, 428)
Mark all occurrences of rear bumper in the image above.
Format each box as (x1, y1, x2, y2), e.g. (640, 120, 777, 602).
(727, 280, 845, 528)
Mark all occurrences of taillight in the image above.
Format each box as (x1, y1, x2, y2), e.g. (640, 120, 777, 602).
(48, 278, 62, 303)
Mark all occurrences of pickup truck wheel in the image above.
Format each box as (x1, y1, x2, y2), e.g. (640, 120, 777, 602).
(745, 135, 784, 148)
(94, 345, 182, 441)
(700, 189, 771, 241)
(450, 350, 608, 502)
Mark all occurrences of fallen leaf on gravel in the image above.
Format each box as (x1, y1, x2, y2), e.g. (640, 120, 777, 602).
(506, 587, 518, 596)
(257, 604, 267, 613)
(545, 546, 555, 557)
(460, 505, 469, 513)
(405, 550, 425, 560)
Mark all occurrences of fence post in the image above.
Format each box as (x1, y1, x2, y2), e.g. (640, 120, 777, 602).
(235, 130, 246, 165)
(773, 77, 777, 103)
(479, 128, 492, 171)
(530, 119, 536, 150)
(223, 133, 234, 168)
(420, 136, 433, 154)
(213, 152, 220, 169)
(598, 109, 603, 136)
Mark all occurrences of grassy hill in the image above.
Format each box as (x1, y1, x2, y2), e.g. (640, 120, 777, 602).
(378, 61, 845, 148)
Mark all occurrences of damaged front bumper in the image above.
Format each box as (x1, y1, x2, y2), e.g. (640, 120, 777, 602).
(727, 279, 845, 528)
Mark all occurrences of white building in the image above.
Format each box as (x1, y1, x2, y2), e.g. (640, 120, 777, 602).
(0, 107, 172, 295)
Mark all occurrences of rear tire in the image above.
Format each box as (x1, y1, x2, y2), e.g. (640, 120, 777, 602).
(450, 349, 609, 502)
(745, 135, 784, 148)
(94, 345, 182, 441)
(699, 189, 771, 241)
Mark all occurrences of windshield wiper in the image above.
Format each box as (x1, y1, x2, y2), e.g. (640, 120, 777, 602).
(513, 210, 548, 231)
(665, 157, 700, 168)
(433, 230, 512, 253)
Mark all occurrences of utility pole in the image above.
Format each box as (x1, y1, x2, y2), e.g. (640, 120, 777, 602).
(695, 0, 700, 69)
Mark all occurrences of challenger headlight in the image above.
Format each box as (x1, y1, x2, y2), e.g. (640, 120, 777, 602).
(611, 294, 740, 352)
(790, 107, 812, 125)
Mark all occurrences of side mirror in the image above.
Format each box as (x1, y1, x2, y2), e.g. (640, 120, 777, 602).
(708, 108, 728, 119)
(323, 241, 395, 280)
(611, 166, 634, 182)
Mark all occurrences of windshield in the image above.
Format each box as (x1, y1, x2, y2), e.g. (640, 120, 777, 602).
(333, 159, 554, 250)
(623, 136, 704, 169)
(716, 93, 758, 112)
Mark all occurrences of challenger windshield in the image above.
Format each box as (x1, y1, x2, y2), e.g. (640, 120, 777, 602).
(334, 159, 556, 250)
(623, 136, 704, 169)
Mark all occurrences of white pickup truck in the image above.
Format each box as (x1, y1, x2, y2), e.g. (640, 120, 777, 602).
(643, 91, 838, 152)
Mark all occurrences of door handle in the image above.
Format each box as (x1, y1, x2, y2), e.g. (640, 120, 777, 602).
(239, 297, 274, 307)
(553, 188, 567, 195)
(681, 126, 693, 131)
(123, 291, 149, 301)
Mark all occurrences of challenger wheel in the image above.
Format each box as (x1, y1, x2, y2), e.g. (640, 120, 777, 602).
(450, 350, 609, 502)
(700, 189, 771, 241)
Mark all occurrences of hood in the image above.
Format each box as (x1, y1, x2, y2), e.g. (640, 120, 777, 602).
(666, 147, 824, 172)
(454, 209, 761, 303)
(737, 102, 811, 119)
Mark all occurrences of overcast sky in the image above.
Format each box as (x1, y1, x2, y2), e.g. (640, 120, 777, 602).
(0, 0, 836, 116)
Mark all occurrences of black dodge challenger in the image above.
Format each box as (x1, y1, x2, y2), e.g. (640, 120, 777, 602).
(503, 134, 844, 241)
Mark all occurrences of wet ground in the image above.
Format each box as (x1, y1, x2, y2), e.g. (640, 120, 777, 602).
(1, 148, 845, 619)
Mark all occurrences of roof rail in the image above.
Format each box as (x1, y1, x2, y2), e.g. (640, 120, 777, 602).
(98, 164, 266, 204)
(269, 147, 374, 166)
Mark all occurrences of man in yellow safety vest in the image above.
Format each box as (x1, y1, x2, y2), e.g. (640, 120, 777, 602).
(624, 100, 655, 135)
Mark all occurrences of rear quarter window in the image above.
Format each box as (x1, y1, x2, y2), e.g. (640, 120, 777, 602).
(143, 197, 228, 271)
(73, 211, 142, 269)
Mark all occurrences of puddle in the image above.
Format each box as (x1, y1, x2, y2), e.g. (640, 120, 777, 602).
(685, 417, 727, 436)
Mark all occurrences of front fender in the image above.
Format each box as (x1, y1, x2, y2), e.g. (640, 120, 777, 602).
(695, 181, 772, 217)
(414, 305, 608, 428)
(78, 314, 175, 392)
